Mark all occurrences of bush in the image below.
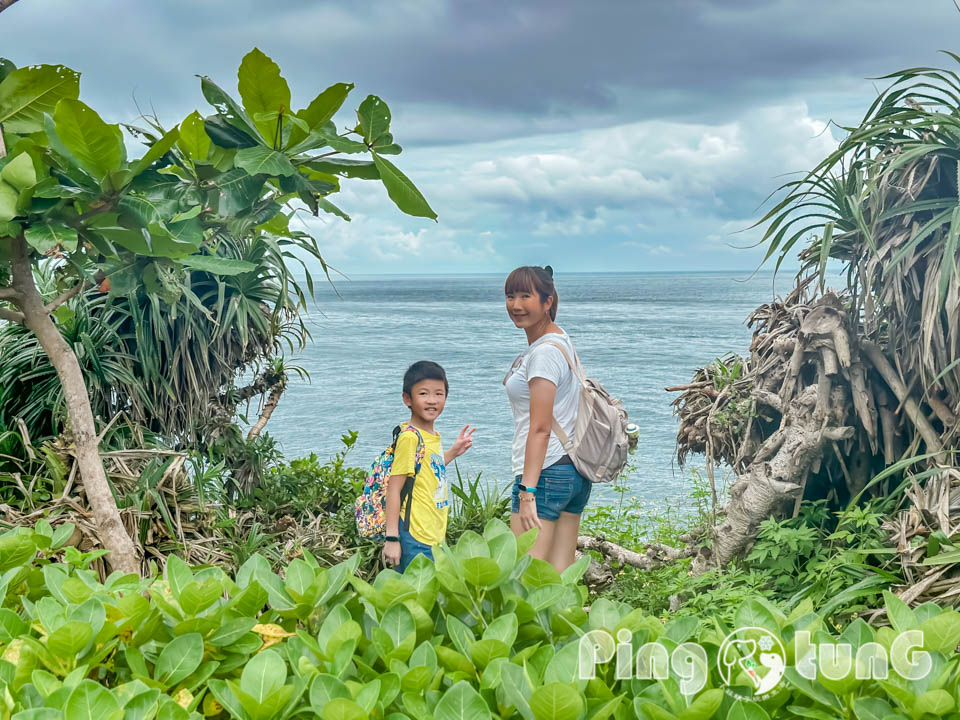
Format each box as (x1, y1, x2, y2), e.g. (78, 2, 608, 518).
(0, 520, 957, 720)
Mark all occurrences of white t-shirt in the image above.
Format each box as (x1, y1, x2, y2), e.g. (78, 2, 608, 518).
(504, 330, 580, 477)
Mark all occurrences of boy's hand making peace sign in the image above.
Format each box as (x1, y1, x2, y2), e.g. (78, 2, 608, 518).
(445, 425, 476, 465)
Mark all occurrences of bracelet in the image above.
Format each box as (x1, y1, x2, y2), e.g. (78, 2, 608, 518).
(519, 493, 536, 503)
(518, 484, 537, 494)
(384, 536, 400, 543)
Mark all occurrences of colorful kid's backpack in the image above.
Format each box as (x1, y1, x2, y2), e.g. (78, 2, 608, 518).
(354, 424, 425, 540)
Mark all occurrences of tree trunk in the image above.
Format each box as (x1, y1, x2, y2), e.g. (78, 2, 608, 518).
(8, 236, 139, 574)
(692, 384, 854, 573)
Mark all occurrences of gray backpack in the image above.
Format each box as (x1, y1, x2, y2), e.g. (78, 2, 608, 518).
(542, 339, 629, 483)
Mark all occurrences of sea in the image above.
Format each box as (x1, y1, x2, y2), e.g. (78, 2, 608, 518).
(266, 272, 788, 510)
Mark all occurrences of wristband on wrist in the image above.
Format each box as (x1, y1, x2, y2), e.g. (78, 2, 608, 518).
(518, 483, 537, 494)
(384, 535, 400, 543)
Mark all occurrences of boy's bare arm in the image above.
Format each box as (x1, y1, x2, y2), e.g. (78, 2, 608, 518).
(384, 474, 406, 537)
(444, 425, 475, 466)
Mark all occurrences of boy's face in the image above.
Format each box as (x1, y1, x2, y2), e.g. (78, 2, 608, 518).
(404, 379, 447, 421)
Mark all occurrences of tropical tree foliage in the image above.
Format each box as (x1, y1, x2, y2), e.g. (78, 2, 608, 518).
(0, 49, 435, 572)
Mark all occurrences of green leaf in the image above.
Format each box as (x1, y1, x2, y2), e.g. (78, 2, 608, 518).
(322, 698, 367, 720)
(24, 223, 78, 254)
(919, 609, 960, 652)
(177, 579, 222, 615)
(0, 181, 18, 223)
(237, 48, 291, 146)
(734, 600, 780, 634)
(560, 555, 590, 585)
(588, 598, 622, 631)
(166, 555, 193, 601)
(288, 82, 353, 148)
(434, 680, 491, 720)
(132, 125, 180, 176)
(357, 95, 391, 144)
(240, 648, 286, 703)
(154, 632, 203, 686)
(203, 114, 258, 150)
(53, 99, 125, 181)
(883, 590, 918, 632)
(677, 689, 723, 720)
(235, 145, 296, 177)
(309, 674, 352, 713)
(176, 255, 256, 276)
(0, 64, 79, 133)
(636, 700, 677, 720)
(0, 608, 27, 642)
(64, 680, 123, 720)
(200, 75, 261, 142)
(484, 614, 518, 646)
(499, 662, 535, 720)
(46, 621, 92, 659)
(1, 152, 37, 191)
(177, 110, 211, 162)
(726, 701, 770, 720)
(530, 683, 583, 720)
(317, 197, 350, 221)
(306, 157, 380, 179)
(381, 604, 416, 648)
(523, 558, 562, 588)
(852, 697, 894, 720)
(914, 689, 954, 716)
(372, 152, 437, 220)
(462, 557, 501, 588)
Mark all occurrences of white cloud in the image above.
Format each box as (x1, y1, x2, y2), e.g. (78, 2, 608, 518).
(290, 100, 840, 273)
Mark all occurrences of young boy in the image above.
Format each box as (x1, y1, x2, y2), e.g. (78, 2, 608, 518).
(383, 361, 475, 572)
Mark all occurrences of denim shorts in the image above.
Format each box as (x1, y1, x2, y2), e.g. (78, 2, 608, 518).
(511, 461, 592, 521)
(396, 524, 433, 573)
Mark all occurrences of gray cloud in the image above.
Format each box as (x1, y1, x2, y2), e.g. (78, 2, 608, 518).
(4, 0, 960, 143)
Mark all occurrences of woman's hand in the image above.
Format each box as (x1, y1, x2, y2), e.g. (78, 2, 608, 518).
(382, 540, 401, 567)
(518, 496, 542, 531)
(448, 425, 475, 460)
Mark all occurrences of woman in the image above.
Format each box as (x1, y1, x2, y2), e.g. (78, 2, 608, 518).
(503, 265, 588, 572)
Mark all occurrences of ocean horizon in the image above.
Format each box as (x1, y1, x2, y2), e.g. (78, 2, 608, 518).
(266, 270, 795, 510)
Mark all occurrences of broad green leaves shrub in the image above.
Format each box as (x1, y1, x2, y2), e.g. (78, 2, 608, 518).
(0, 520, 959, 719)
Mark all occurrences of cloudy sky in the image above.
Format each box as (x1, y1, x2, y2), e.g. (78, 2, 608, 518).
(4, 0, 960, 274)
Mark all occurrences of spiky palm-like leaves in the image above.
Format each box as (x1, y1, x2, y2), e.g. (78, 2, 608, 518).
(757, 55, 960, 430)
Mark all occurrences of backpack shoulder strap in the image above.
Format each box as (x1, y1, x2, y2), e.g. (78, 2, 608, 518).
(403, 426, 426, 476)
(540, 339, 587, 383)
(537, 339, 581, 452)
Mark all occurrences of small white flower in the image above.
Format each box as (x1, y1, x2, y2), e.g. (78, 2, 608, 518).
(759, 636, 775, 651)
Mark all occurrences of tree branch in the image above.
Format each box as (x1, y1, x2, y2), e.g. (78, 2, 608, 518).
(246, 381, 285, 441)
(0, 307, 24, 324)
(44, 281, 86, 313)
(0, 287, 20, 300)
(862, 341, 946, 462)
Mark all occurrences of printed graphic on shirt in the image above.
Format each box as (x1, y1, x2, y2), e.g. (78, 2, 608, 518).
(430, 453, 449, 509)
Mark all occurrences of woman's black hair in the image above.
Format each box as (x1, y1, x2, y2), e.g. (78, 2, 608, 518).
(504, 265, 559, 320)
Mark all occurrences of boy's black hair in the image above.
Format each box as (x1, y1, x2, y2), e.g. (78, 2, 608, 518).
(403, 360, 449, 396)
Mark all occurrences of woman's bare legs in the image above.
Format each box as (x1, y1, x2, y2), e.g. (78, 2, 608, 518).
(547, 512, 581, 572)
(510, 513, 556, 561)
(510, 512, 580, 571)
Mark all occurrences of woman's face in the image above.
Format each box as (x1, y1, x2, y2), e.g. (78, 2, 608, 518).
(506, 286, 551, 329)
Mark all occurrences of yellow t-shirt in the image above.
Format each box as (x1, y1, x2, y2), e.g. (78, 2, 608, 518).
(391, 423, 449, 546)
